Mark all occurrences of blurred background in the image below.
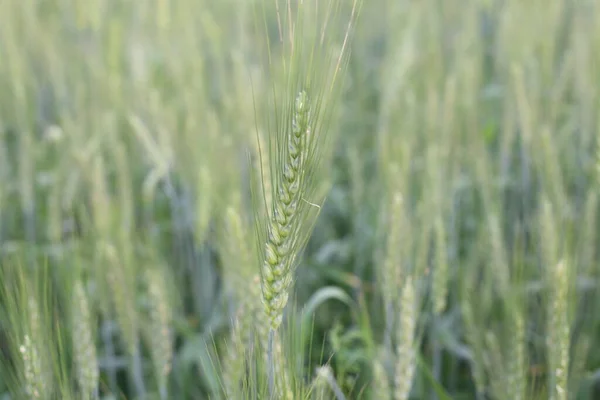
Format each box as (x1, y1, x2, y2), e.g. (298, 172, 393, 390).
(1, 0, 599, 399)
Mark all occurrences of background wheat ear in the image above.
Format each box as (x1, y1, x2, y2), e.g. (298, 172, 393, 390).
(71, 279, 99, 400)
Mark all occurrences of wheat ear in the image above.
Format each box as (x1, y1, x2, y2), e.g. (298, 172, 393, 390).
(20, 298, 49, 399)
(146, 269, 173, 399)
(506, 310, 526, 400)
(372, 353, 391, 400)
(261, 90, 310, 331)
(547, 259, 570, 400)
(72, 281, 99, 400)
(394, 277, 417, 400)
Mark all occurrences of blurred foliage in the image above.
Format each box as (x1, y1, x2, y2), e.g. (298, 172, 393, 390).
(1, 0, 600, 399)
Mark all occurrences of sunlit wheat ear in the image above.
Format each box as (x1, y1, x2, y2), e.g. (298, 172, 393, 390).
(72, 281, 99, 400)
(547, 259, 570, 400)
(261, 90, 310, 331)
(394, 277, 417, 400)
(146, 269, 173, 394)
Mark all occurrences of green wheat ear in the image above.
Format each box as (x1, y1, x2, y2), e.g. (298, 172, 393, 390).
(261, 90, 311, 330)
(252, 0, 361, 333)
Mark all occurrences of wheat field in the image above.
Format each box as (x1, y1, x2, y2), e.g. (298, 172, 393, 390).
(1, 0, 599, 399)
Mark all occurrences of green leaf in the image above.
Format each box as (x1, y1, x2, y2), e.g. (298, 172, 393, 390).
(416, 353, 453, 400)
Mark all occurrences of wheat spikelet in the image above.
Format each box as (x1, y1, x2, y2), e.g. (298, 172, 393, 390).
(72, 281, 99, 399)
(394, 277, 417, 400)
(261, 90, 310, 331)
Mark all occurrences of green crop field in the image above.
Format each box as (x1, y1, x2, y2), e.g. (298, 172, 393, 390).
(0, 0, 599, 399)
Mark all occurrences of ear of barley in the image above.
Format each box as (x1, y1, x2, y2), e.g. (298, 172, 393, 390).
(71, 281, 99, 400)
(394, 277, 417, 400)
